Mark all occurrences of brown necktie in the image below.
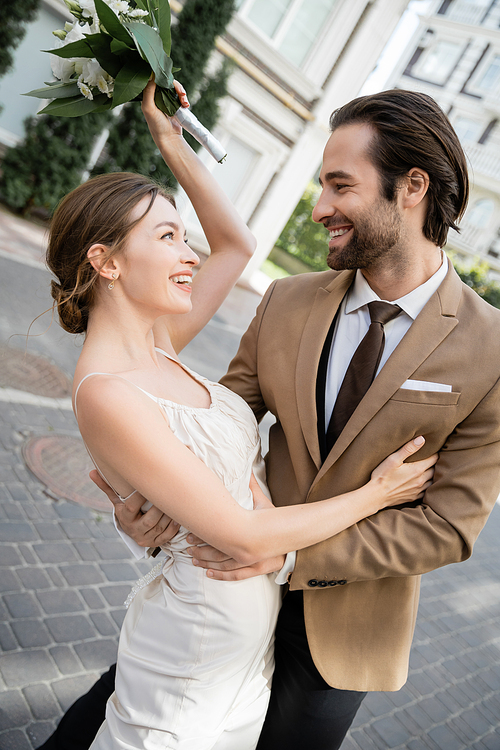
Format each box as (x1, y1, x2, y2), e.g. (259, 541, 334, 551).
(325, 301, 401, 453)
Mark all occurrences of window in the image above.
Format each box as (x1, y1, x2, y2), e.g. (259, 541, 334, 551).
(414, 39, 464, 84)
(476, 54, 500, 92)
(453, 115, 483, 142)
(466, 198, 495, 228)
(236, 0, 336, 68)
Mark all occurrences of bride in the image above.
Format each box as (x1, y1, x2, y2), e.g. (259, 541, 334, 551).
(46, 80, 436, 750)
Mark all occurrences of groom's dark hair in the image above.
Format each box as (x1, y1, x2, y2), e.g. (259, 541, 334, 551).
(329, 89, 469, 248)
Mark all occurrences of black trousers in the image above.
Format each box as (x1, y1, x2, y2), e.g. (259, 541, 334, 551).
(38, 593, 365, 750)
(256, 590, 366, 750)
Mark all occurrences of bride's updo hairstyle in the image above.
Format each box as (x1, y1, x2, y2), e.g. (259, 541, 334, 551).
(47, 172, 175, 334)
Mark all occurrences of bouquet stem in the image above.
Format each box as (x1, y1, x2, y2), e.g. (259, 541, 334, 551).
(174, 107, 226, 163)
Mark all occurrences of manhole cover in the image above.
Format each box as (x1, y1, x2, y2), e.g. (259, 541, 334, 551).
(0, 346, 72, 398)
(23, 434, 112, 512)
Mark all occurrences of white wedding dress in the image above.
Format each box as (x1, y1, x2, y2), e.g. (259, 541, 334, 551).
(79, 352, 281, 750)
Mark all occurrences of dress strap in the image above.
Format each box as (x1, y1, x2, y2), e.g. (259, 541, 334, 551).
(73, 372, 138, 502)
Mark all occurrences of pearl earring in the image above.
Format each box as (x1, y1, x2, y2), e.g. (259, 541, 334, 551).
(108, 273, 117, 290)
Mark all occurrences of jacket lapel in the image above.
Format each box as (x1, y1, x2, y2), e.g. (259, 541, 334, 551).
(312, 264, 463, 486)
(295, 271, 355, 469)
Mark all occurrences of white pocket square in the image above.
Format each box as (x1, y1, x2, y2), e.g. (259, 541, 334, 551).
(401, 379, 452, 393)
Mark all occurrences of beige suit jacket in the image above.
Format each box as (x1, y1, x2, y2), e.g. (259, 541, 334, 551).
(221, 264, 500, 692)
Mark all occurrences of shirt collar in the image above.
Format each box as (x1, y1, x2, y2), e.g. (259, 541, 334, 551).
(345, 252, 448, 321)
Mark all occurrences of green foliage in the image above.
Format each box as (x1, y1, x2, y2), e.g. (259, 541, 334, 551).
(451, 255, 500, 309)
(0, 112, 111, 215)
(0, 0, 40, 79)
(95, 0, 235, 182)
(275, 182, 329, 272)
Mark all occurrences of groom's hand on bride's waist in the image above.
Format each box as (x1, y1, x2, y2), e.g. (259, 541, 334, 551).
(186, 534, 285, 581)
(89, 470, 180, 549)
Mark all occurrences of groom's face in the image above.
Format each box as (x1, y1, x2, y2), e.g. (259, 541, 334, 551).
(312, 123, 403, 271)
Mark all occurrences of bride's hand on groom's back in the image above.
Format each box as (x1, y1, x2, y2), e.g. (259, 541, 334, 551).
(186, 532, 286, 581)
(89, 470, 180, 548)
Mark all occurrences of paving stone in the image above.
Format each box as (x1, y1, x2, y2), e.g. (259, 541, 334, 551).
(371, 714, 409, 748)
(59, 563, 104, 586)
(27, 721, 56, 747)
(74, 639, 117, 670)
(100, 585, 131, 607)
(60, 520, 92, 539)
(11, 619, 51, 648)
(55, 503, 92, 520)
(478, 667, 500, 692)
(46, 567, 66, 588)
(111, 609, 126, 629)
(93, 539, 132, 561)
(34, 522, 67, 541)
(0, 729, 32, 749)
(0, 569, 21, 594)
(37, 589, 84, 615)
(48, 645, 82, 675)
(0, 523, 37, 545)
(0, 623, 18, 652)
(18, 545, 37, 564)
(4, 485, 31, 504)
(419, 694, 453, 723)
(0, 689, 31, 730)
(22, 684, 60, 720)
(0, 650, 57, 687)
(2, 503, 27, 521)
(3, 592, 41, 618)
(481, 730, 500, 750)
(73, 541, 100, 561)
(16, 567, 52, 591)
(427, 723, 466, 749)
(51, 674, 99, 712)
(452, 715, 481, 743)
(100, 562, 139, 582)
(32, 542, 78, 564)
(45, 614, 95, 644)
(398, 703, 434, 735)
(90, 612, 118, 636)
(80, 587, 106, 610)
(0, 545, 23, 566)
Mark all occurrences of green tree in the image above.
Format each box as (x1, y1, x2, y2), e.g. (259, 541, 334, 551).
(0, 0, 40, 79)
(0, 112, 111, 215)
(95, 0, 235, 184)
(451, 255, 500, 309)
(275, 181, 329, 272)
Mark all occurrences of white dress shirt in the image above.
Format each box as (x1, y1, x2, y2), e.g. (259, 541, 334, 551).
(275, 253, 449, 584)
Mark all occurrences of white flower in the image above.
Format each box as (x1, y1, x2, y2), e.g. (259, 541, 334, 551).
(77, 75, 94, 100)
(104, 0, 130, 15)
(81, 58, 108, 87)
(78, 0, 96, 13)
(50, 54, 76, 83)
(64, 20, 91, 43)
(127, 8, 149, 17)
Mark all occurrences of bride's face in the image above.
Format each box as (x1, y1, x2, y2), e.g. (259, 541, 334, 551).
(119, 195, 200, 317)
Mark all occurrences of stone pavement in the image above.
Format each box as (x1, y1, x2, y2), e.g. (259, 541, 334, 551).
(0, 207, 499, 750)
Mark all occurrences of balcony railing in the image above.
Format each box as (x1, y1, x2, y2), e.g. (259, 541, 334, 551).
(464, 142, 500, 184)
(442, 1, 494, 27)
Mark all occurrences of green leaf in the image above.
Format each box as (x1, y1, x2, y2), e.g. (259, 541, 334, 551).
(123, 21, 173, 90)
(43, 39, 94, 59)
(94, 0, 133, 45)
(24, 82, 80, 99)
(85, 33, 123, 77)
(110, 38, 132, 54)
(154, 85, 179, 117)
(157, 0, 172, 56)
(38, 93, 109, 117)
(134, 0, 148, 9)
(112, 58, 151, 106)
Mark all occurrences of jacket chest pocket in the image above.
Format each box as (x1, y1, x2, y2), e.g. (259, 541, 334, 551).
(384, 389, 461, 449)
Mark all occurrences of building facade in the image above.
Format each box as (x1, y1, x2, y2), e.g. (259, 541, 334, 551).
(0, 0, 409, 285)
(385, 0, 500, 279)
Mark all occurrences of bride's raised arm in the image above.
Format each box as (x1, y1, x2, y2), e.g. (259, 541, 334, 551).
(142, 80, 257, 354)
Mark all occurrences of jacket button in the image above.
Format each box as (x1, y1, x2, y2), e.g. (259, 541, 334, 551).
(328, 581, 337, 586)
(338, 580, 347, 585)
(318, 580, 328, 587)
(308, 579, 318, 587)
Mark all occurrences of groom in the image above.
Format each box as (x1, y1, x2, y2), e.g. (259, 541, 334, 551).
(39, 89, 500, 750)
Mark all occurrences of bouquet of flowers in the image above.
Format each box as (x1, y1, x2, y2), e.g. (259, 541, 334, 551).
(24, 0, 226, 162)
